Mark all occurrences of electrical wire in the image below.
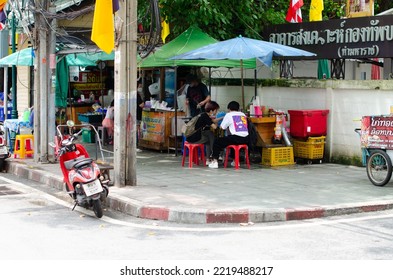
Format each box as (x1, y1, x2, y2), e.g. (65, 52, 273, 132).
(8, 0, 162, 57)
(138, 0, 162, 58)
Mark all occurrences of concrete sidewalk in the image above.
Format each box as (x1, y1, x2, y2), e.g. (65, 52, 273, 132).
(5, 148, 393, 224)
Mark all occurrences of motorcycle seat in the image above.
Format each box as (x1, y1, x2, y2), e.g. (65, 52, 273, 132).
(64, 156, 93, 170)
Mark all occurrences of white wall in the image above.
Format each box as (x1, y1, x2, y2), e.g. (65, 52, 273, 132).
(210, 85, 255, 110)
(209, 59, 378, 81)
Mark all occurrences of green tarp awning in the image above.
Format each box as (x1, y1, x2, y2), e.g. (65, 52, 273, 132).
(65, 54, 98, 67)
(72, 51, 115, 63)
(55, 58, 69, 107)
(139, 26, 256, 69)
(0, 47, 35, 66)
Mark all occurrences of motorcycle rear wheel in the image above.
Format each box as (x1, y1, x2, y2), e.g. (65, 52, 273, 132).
(92, 199, 103, 218)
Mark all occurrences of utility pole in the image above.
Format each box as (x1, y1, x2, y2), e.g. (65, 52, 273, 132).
(48, 4, 57, 162)
(34, 0, 50, 163)
(11, 11, 17, 119)
(114, 0, 138, 186)
(33, 1, 41, 162)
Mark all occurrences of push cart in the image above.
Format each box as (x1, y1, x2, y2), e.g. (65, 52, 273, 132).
(356, 115, 393, 186)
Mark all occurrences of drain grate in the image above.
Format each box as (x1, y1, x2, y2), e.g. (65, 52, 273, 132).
(0, 185, 22, 196)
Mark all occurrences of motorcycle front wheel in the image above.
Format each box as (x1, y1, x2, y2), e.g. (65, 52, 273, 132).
(92, 199, 103, 218)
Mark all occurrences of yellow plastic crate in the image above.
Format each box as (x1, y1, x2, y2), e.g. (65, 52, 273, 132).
(262, 147, 295, 166)
(293, 136, 325, 159)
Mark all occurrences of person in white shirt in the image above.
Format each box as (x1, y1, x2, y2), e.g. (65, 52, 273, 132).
(208, 101, 249, 169)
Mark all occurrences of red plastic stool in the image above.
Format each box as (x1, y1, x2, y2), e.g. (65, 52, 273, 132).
(182, 141, 206, 168)
(224, 144, 250, 170)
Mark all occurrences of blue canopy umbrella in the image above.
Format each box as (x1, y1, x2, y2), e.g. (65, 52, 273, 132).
(171, 36, 316, 109)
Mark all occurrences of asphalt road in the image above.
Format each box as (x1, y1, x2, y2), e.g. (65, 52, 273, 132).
(2, 172, 393, 280)
(1, 172, 393, 262)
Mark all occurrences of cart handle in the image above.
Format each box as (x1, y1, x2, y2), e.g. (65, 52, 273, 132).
(354, 128, 361, 137)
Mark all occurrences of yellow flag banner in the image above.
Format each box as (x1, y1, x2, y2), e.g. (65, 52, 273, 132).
(0, 0, 8, 11)
(161, 19, 170, 43)
(91, 0, 114, 54)
(309, 0, 329, 79)
(309, 0, 324, 22)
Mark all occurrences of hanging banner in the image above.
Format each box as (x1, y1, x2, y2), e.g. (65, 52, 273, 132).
(264, 14, 393, 59)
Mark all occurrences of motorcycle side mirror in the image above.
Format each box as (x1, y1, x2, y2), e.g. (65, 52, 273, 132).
(66, 120, 75, 127)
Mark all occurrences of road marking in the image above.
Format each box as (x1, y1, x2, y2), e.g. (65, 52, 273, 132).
(3, 176, 393, 232)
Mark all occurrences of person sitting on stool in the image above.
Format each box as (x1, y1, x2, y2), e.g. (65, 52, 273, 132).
(208, 101, 249, 169)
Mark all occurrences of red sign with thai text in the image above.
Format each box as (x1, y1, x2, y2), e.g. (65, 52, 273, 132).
(361, 115, 393, 149)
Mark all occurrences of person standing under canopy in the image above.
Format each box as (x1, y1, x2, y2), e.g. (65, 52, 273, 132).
(185, 74, 210, 117)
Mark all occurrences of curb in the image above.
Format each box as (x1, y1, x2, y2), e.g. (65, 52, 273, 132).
(6, 160, 64, 191)
(6, 160, 393, 224)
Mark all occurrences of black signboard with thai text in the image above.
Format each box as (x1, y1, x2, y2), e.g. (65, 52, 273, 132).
(263, 15, 393, 59)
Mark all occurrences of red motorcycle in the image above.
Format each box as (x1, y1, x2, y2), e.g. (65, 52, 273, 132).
(55, 121, 109, 218)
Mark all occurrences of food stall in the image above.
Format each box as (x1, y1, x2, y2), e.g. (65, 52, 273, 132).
(250, 115, 295, 167)
(66, 67, 111, 125)
(66, 103, 96, 125)
(249, 116, 279, 147)
(139, 109, 185, 151)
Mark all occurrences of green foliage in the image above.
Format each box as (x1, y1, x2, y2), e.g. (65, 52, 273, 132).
(157, 0, 268, 40)
(375, 0, 393, 14)
(137, 0, 393, 42)
(209, 78, 291, 87)
(324, 0, 345, 19)
(263, 6, 287, 26)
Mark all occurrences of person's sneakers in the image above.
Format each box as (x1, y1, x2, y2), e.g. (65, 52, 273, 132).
(208, 160, 218, 169)
(136, 148, 142, 152)
(231, 160, 236, 167)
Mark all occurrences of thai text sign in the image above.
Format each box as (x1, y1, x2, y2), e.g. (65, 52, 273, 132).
(72, 83, 102, 91)
(361, 116, 393, 149)
(141, 111, 165, 143)
(264, 14, 393, 59)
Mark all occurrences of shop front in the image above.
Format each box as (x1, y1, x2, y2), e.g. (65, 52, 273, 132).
(58, 59, 115, 128)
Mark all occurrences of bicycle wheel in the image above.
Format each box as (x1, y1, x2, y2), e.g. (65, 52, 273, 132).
(366, 150, 392, 186)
